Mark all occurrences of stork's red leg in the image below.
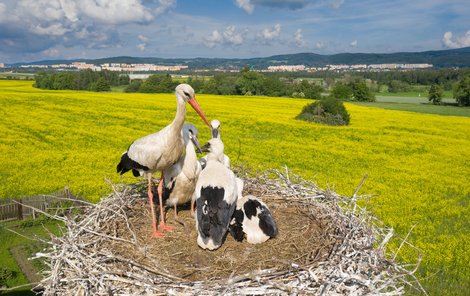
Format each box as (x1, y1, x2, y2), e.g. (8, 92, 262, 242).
(158, 173, 173, 231)
(147, 174, 163, 238)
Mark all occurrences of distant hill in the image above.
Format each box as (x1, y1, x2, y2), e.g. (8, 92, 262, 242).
(11, 47, 470, 69)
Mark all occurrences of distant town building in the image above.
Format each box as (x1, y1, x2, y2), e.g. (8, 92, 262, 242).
(0, 63, 5, 68)
(128, 74, 151, 80)
(266, 65, 306, 72)
(8, 61, 433, 73)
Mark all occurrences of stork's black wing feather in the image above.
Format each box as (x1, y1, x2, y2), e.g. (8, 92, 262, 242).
(116, 152, 149, 175)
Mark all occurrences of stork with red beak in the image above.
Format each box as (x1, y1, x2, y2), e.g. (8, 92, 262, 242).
(117, 84, 210, 237)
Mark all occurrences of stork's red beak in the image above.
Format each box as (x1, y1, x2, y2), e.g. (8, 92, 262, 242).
(188, 96, 210, 128)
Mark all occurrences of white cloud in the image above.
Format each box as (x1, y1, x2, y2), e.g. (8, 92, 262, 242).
(350, 39, 358, 48)
(137, 43, 146, 51)
(0, 0, 177, 58)
(442, 30, 470, 49)
(236, 0, 254, 14)
(223, 25, 243, 45)
(315, 41, 326, 49)
(138, 34, 149, 43)
(78, 0, 154, 25)
(137, 34, 149, 51)
(59, 0, 79, 22)
(204, 30, 223, 48)
(42, 48, 61, 57)
(259, 24, 281, 42)
(204, 26, 244, 47)
(32, 23, 69, 36)
(155, 0, 176, 16)
(294, 28, 305, 47)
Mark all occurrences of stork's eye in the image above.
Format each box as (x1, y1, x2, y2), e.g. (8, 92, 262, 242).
(183, 91, 190, 98)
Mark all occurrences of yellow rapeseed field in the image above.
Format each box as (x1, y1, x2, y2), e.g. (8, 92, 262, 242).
(0, 80, 469, 294)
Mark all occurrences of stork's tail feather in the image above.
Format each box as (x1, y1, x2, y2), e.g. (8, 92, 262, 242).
(259, 210, 279, 238)
(117, 153, 131, 175)
(117, 152, 149, 176)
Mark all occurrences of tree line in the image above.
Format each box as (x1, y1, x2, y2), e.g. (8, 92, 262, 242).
(34, 70, 129, 91)
(33, 68, 470, 106)
(125, 68, 325, 99)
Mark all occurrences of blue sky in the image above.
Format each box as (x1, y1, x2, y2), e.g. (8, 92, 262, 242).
(0, 0, 469, 63)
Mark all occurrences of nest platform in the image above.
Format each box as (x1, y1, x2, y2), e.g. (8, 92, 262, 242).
(34, 169, 424, 295)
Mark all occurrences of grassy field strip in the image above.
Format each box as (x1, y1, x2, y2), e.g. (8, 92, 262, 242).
(1, 81, 469, 294)
(354, 100, 470, 117)
(376, 95, 455, 104)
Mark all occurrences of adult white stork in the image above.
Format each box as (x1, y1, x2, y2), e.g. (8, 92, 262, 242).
(229, 178, 278, 244)
(117, 84, 210, 237)
(195, 138, 238, 250)
(162, 123, 202, 223)
(199, 119, 230, 169)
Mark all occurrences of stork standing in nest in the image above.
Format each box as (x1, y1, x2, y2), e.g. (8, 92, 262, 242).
(117, 84, 210, 237)
(195, 138, 238, 250)
(199, 119, 230, 169)
(162, 123, 202, 225)
(229, 178, 278, 244)
(193, 119, 231, 215)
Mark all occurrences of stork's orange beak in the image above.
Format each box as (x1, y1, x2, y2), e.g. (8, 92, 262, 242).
(188, 96, 210, 128)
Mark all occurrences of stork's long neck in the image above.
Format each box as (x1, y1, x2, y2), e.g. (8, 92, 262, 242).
(206, 150, 224, 164)
(182, 141, 198, 178)
(170, 97, 186, 132)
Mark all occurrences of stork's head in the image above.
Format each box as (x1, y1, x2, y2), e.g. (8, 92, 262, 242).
(175, 83, 210, 127)
(175, 83, 195, 102)
(182, 123, 202, 153)
(210, 119, 221, 139)
(201, 138, 224, 162)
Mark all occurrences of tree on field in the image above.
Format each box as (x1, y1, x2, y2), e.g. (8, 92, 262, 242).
(428, 84, 443, 105)
(52, 72, 74, 90)
(34, 72, 53, 89)
(350, 79, 375, 102)
(296, 95, 350, 126)
(236, 70, 264, 95)
(453, 76, 470, 106)
(139, 74, 175, 93)
(330, 82, 353, 100)
(186, 77, 205, 93)
(89, 77, 111, 92)
(295, 80, 323, 99)
(124, 79, 142, 93)
(388, 80, 412, 93)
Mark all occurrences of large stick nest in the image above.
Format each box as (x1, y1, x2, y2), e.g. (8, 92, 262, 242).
(34, 168, 425, 295)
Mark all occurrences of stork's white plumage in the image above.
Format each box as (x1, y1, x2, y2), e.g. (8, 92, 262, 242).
(229, 178, 278, 244)
(162, 123, 202, 222)
(195, 138, 238, 250)
(117, 84, 210, 237)
(199, 119, 230, 169)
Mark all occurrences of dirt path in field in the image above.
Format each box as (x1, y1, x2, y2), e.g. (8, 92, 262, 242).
(9, 245, 42, 284)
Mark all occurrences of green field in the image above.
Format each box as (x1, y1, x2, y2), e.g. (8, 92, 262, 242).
(355, 101, 470, 117)
(377, 90, 454, 98)
(0, 217, 62, 295)
(1, 80, 469, 294)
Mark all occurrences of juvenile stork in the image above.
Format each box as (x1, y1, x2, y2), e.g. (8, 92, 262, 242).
(195, 138, 238, 250)
(117, 84, 210, 237)
(229, 178, 278, 244)
(199, 119, 230, 169)
(162, 123, 202, 223)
